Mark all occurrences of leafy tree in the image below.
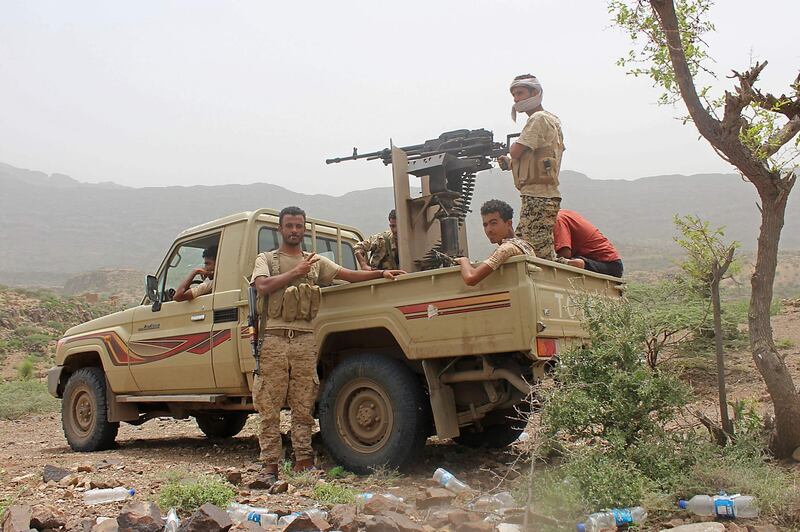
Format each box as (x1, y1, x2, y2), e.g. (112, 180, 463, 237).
(609, 0, 800, 457)
(674, 214, 739, 438)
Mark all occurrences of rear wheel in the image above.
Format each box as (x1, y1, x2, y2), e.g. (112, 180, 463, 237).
(318, 354, 429, 474)
(62, 367, 119, 451)
(196, 412, 248, 438)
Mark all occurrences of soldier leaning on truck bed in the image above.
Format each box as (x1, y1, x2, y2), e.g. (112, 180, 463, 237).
(497, 74, 568, 264)
(250, 206, 405, 483)
(454, 199, 535, 286)
(353, 209, 399, 271)
(172, 245, 217, 302)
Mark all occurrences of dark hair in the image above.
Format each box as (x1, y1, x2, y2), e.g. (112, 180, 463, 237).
(202, 245, 218, 260)
(388, 209, 397, 220)
(513, 73, 537, 81)
(480, 199, 514, 222)
(279, 206, 306, 225)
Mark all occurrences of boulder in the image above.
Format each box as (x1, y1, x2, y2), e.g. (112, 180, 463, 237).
(363, 494, 406, 515)
(364, 511, 424, 532)
(415, 487, 455, 510)
(117, 501, 162, 532)
(30, 504, 66, 530)
(177, 503, 232, 532)
(281, 514, 332, 532)
(1, 505, 32, 532)
(329, 504, 358, 532)
(42, 465, 70, 483)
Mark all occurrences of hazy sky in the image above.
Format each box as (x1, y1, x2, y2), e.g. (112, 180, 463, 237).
(1, 1, 796, 195)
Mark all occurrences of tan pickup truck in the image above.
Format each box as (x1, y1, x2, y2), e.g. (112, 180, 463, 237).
(48, 208, 623, 472)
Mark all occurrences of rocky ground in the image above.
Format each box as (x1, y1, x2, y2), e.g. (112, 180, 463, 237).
(2, 289, 800, 531)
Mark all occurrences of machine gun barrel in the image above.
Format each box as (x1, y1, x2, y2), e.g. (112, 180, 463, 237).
(325, 129, 512, 166)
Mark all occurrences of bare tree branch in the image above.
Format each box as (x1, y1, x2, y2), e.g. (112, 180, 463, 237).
(763, 118, 800, 158)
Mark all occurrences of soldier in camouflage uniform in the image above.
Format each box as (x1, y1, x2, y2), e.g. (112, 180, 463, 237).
(455, 200, 535, 286)
(497, 74, 568, 264)
(251, 206, 406, 483)
(353, 209, 399, 270)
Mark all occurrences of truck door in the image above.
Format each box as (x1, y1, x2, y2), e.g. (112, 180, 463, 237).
(129, 234, 220, 392)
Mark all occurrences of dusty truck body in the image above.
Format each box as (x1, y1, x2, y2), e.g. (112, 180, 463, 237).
(48, 207, 624, 472)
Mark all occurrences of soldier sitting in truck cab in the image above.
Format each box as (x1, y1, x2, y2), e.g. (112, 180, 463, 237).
(454, 200, 536, 286)
(173, 245, 217, 302)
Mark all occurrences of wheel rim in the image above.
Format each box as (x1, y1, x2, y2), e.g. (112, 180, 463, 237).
(70, 385, 95, 437)
(335, 377, 394, 454)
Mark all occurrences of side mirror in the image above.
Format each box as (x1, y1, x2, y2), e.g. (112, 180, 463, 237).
(145, 275, 160, 304)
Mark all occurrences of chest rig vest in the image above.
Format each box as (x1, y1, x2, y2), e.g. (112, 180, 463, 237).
(513, 112, 565, 195)
(264, 251, 322, 322)
(504, 237, 536, 257)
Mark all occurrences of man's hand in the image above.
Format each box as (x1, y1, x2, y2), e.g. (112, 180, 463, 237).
(381, 269, 406, 280)
(193, 267, 211, 280)
(454, 257, 471, 266)
(292, 253, 320, 277)
(359, 263, 374, 271)
(497, 155, 511, 171)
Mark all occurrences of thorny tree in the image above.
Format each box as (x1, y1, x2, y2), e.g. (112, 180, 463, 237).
(609, 0, 800, 456)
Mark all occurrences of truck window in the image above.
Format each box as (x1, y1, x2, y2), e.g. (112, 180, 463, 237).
(162, 233, 221, 299)
(258, 227, 356, 269)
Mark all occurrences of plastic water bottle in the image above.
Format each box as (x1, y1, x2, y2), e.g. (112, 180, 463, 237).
(83, 487, 136, 505)
(679, 494, 758, 518)
(277, 509, 328, 526)
(432, 468, 470, 494)
(355, 493, 405, 507)
(469, 491, 516, 511)
(164, 508, 180, 532)
(226, 503, 278, 526)
(576, 506, 647, 532)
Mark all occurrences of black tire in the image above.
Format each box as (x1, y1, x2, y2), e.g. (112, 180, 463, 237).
(61, 366, 119, 452)
(196, 412, 248, 438)
(318, 353, 430, 474)
(454, 408, 526, 449)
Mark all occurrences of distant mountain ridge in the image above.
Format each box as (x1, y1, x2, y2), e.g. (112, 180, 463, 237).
(1, 161, 798, 286)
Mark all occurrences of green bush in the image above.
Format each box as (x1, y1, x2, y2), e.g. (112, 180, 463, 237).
(156, 474, 235, 514)
(312, 483, 356, 505)
(0, 380, 59, 419)
(17, 358, 34, 380)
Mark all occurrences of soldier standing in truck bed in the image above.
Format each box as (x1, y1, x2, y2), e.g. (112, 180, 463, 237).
(353, 209, 399, 270)
(497, 74, 567, 264)
(250, 206, 405, 484)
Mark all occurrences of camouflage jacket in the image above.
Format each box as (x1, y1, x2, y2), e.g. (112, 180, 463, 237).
(354, 229, 399, 270)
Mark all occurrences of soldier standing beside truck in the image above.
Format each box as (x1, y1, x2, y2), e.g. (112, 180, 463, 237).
(454, 199, 535, 286)
(353, 209, 399, 271)
(497, 74, 567, 263)
(251, 206, 405, 483)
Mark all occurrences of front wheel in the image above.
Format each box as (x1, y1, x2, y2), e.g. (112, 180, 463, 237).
(318, 354, 430, 474)
(196, 412, 248, 438)
(61, 367, 119, 451)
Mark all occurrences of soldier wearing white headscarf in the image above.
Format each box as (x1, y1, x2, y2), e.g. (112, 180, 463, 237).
(497, 74, 567, 263)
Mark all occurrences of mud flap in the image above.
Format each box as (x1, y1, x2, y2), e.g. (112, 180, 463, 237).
(106, 376, 139, 422)
(421, 360, 459, 439)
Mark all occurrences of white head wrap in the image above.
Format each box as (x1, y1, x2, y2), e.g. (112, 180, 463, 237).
(510, 76, 543, 121)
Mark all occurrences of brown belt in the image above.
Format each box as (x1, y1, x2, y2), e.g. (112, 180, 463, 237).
(264, 329, 312, 338)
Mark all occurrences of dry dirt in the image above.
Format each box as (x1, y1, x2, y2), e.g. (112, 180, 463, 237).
(3, 300, 800, 530)
(0, 413, 520, 530)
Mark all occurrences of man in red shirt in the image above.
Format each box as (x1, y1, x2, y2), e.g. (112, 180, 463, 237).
(554, 210, 623, 278)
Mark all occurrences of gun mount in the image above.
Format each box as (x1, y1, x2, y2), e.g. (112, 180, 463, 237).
(328, 129, 514, 272)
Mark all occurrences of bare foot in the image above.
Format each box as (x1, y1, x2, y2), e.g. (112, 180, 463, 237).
(567, 258, 585, 269)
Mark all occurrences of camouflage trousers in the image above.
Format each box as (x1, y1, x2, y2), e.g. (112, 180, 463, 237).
(252, 332, 319, 464)
(515, 195, 568, 263)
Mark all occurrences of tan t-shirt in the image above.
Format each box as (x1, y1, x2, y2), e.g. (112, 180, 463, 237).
(512, 110, 563, 199)
(251, 251, 341, 331)
(483, 242, 524, 271)
(189, 278, 213, 299)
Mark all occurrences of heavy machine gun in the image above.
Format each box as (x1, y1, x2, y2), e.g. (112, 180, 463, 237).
(327, 129, 517, 271)
(326, 128, 514, 171)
